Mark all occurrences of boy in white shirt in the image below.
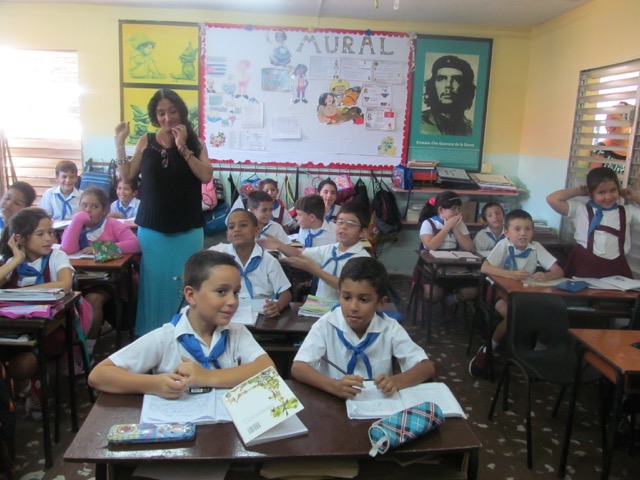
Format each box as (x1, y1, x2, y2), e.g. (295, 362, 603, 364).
(223, 209, 292, 317)
(258, 202, 370, 302)
(247, 190, 291, 245)
(291, 257, 435, 399)
(88, 250, 275, 397)
(473, 202, 505, 253)
(468, 209, 563, 378)
(38, 160, 83, 220)
(295, 195, 336, 247)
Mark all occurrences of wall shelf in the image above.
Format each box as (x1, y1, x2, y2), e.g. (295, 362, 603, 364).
(390, 185, 521, 197)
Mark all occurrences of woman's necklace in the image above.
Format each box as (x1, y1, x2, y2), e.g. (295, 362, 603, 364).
(156, 133, 173, 168)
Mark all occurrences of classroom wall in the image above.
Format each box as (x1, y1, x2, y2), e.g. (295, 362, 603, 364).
(1, 0, 638, 274)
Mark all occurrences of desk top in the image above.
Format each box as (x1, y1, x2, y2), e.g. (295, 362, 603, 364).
(64, 380, 480, 465)
(569, 328, 640, 375)
(70, 253, 134, 271)
(0, 292, 80, 330)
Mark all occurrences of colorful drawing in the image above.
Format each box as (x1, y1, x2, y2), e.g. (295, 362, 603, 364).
(377, 136, 397, 155)
(210, 132, 226, 148)
(268, 30, 291, 67)
(171, 42, 198, 81)
(317, 93, 338, 124)
(128, 33, 165, 79)
(261, 68, 291, 92)
(329, 78, 350, 106)
(293, 64, 309, 104)
(236, 60, 250, 99)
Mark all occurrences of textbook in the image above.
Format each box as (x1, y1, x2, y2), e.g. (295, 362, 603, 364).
(428, 250, 480, 261)
(222, 366, 307, 446)
(0, 288, 65, 302)
(346, 382, 466, 420)
(573, 275, 640, 291)
(140, 389, 232, 425)
(298, 295, 338, 317)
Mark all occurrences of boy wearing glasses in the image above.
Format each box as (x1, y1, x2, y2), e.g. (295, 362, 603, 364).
(257, 201, 370, 301)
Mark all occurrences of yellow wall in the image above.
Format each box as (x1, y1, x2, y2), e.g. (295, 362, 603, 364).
(0, 3, 529, 156)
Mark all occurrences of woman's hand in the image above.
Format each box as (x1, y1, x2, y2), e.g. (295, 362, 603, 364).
(114, 121, 130, 147)
(171, 124, 188, 147)
(7, 235, 25, 263)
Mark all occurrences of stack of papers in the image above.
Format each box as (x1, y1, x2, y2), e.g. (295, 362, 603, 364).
(468, 173, 518, 191)
(141, 389, 232, 425)
(298, 295, 338, 317)
(231, 298, 271, 326)
(573, 275, 640, 291)
(436, 167, 478, 190)
(0, 288, 65, 302)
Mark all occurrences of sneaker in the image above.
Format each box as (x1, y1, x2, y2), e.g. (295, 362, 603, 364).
(25, 376, 43, 421)
(469, 346, 487, 379)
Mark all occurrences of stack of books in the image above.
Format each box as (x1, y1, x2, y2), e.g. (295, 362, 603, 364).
(435, 167, 478, 190)
(468, 173, 517, 192)
(0, 288, 65, 302)
(533, 219, 555, 237)
(298, 295, 337, 317)
(407, 160, 438, 184)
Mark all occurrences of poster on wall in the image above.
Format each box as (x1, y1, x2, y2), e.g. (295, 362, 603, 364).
(119, 21, 200, 146)
(202, 24, 412, 167)
(408, 35, 492, 171)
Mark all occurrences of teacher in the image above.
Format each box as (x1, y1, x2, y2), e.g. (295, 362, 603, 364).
(114, 88, 213, 336)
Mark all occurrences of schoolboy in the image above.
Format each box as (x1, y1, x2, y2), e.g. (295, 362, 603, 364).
(109, 177, 140, 219)
(38, 160, 83, 220)
(222, 209, 292, 317)
(291, 257, 435, 399)
(88, 250, 275, 397)
(468, 209, 564, 378)
(247, 190, 291, 245)
(260, 178, 296, 232)
(258, 201, 370, 301)
(473, 202, 505, 253)
(294, 194, 336, 247)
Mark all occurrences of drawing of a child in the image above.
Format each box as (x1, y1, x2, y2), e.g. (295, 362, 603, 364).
(128, 33, 165, 79)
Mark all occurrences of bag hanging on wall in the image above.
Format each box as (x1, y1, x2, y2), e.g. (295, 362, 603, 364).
(352, 178, 370, 209)
(391, 164, 414, 190)
(333, 173, 355, 204)
(80, 158, 117, 200)
(303, 175, 323, 196)
(239, 173, 262, 198)
(201, 175, 218, 211)
(371, 174, 402, 235)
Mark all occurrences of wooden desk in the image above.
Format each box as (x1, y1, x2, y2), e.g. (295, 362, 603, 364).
(71, 253, 136, 348)
(558, 329, 640, 480)
(64, 380, 481, 480)
(411, 250, 483, 343)
(0, 292, 81, 468)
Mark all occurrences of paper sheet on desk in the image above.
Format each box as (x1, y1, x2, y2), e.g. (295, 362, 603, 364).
(231, 300, 265, 326)
(134, 461, 230, 480)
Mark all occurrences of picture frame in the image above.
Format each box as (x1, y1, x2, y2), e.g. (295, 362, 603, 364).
(407, 35, 493, 171)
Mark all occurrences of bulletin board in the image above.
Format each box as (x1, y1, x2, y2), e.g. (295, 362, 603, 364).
(202, 24, 413, 168)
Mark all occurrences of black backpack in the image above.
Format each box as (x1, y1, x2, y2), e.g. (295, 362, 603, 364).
(371, 174, 402, 235)
(0, 363, 15, 480)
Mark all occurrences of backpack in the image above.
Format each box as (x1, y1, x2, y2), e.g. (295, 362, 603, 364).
(391, 164, 414, 190)
(80, 158, 117, 200)
(201, 177, 218, 211)
(371, 174, 402, 235)
(350, 178, 370, 210)
(203, 200, 230, 236)
(0, 363, 15, 480)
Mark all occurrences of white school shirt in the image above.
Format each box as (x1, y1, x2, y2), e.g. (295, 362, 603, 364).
(271, 203, 296, 227)
(109, 309, 266, 374)
(38, 186, 83, 221)
(473, 226, 505, 253)
(110, 198, 140, 219)
(302, 241, 370, 301)
(222, 243, 291, 299)
(419, 217, 470, 250)
(296, 220, 336, 247)
(567, 197, 640, 259)
(258, 220, 292, 245)
(294, 308, 428, 380)
(485, 238, 557, 274)
(4, 248, 74, 285)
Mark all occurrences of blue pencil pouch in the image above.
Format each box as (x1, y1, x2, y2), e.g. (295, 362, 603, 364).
(368, 401, 444, 456)
(554, 280, 590, 293)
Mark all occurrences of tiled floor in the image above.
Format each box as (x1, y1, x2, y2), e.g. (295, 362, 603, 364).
(8, 274, 640, 479)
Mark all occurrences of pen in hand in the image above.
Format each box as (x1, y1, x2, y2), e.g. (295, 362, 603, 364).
(321, 355, 348, 375)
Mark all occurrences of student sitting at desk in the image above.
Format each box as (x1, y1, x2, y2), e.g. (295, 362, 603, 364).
(0, 207, 76, 421)
(88, 250, 275, 398)
(260, 178, 296, 233)
(473, 202, 505, 253)
(247, 190, 291, 245)
(222, 209, 292, 318)
(469, 209, 563, 378)
(38, 160, 83, 221)
(108, 177, 140, 220)
(258, 201, 370, 302)
(419, 191, 477, 318)
(291, 257, 435, 399)
(294, 194, 336, 248)
(546, 166, 640, 278)
(60, 187, 140, 354)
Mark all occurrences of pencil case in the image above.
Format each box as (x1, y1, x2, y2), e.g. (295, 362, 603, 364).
(368, 401, 444, 457)
(107, 422, 196, 445)
(554, 280, 590, 293)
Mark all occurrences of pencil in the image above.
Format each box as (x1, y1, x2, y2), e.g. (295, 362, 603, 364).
(321, 355, 348, 375)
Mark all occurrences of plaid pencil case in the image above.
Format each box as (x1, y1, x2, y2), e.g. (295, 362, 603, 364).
(368, 401, 444, 457)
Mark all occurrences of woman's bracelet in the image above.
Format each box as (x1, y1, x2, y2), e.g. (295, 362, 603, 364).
(116, 157, 131, 166)
(116, 146, 125, 152)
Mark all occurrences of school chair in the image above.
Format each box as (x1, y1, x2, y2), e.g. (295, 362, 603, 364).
(487, 292, 600, 469)
(467, 274, 500, 380)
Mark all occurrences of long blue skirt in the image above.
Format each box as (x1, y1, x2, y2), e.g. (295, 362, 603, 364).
(135, 226, 203, 336)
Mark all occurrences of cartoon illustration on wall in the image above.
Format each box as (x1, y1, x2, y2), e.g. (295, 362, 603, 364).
(267, 30, 292, 67)
(128, 33, 165, 79)
(171, 42, 198, 81)
(292, 64, 309, 103)
(129, 104, 151, 143)
(210, 132, 227, 148)
(223, 75, 236, 97)
(377, 136, 397, 155)
(317, 93, 338, 124)
(236, 60, 251, 99)
(329, 78, 350, 106)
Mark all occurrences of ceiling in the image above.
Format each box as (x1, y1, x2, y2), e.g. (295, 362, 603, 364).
(11, 0, 595, 28)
